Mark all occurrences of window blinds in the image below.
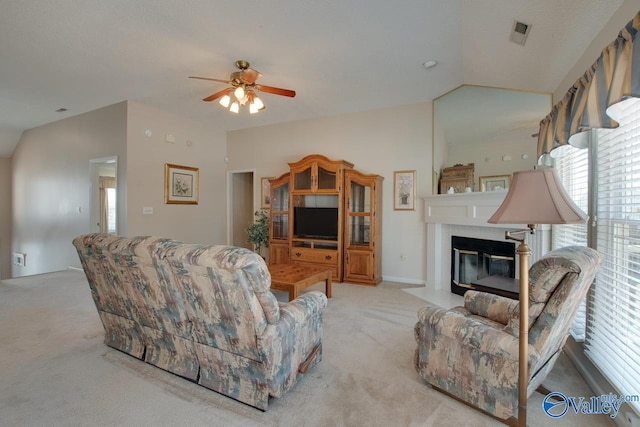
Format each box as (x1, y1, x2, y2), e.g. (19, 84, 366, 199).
(552, 145, 589, 340)
(585, 98, 640, 413)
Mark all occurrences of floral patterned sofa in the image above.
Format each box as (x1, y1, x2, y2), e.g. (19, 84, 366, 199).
(72, 233, 327, 410)
(414, 246, 602, 421)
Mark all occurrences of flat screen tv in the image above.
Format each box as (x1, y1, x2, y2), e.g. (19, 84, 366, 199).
(293, 207, 339, 240)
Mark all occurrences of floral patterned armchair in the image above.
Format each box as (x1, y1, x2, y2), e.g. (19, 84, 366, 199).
(414, 246, 602, 420)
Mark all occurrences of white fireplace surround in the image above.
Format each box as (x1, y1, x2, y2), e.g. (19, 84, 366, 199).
(424, 191, 550, 290)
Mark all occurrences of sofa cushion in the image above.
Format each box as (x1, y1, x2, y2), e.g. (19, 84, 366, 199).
(163, 244, 279, 361)
(529, 256, 579, 303)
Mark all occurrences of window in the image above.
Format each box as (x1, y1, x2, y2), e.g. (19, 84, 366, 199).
(106, 188, 116, 234)
(586, 99, 640, 413)
(554, 98, 640, 413)
(552, 144, 589, 340)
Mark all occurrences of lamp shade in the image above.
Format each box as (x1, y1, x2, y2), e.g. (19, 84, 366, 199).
(488, 168, 586, 225)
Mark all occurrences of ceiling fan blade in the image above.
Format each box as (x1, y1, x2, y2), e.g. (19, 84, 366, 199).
(203, 87, 233, 102)
(255, 84, 296, 98)
(189, 76, 231, 84)
(241, 68, 262, 84)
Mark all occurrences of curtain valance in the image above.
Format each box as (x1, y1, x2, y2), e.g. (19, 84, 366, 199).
(537, 11, 640, 157)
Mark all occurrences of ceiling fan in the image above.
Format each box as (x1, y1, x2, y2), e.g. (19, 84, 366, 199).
(189, 60, 296, 114)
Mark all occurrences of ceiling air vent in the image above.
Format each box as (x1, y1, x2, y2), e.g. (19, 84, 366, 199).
(510, 20, 531, 46)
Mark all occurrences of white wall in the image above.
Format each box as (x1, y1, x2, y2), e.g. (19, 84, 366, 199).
(0, 157, 11, 279)
(227, 102, 432, 284)
(11, 102, 128, 277)
(125, 101, 227, 245)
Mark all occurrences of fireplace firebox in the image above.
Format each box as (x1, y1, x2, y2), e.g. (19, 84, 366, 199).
(451, 236, 516, 296)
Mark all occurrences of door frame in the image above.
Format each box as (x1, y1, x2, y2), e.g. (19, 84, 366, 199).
(89, 156, 118, 234)
(226, 169, 256, 246)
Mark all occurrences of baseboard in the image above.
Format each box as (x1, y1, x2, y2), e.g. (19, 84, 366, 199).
(382, 276, 425, 285)
(564, 337, 638, 427)
(564, 338, 610, 397)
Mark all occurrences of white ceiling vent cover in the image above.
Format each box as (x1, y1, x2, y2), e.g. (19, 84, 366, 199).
(510, 20, 531, 46)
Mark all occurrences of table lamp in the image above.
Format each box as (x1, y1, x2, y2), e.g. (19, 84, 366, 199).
(488, 167, 587, 426)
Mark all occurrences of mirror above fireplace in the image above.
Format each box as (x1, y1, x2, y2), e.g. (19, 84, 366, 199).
(432, 85, 551, 194)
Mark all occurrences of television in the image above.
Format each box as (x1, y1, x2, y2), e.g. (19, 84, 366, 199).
(293, 207, 339, 240)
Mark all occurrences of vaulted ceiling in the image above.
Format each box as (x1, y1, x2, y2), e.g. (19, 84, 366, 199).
(0, 0, 624, 157)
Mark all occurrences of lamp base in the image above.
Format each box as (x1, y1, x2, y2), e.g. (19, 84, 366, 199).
(516, 239, 531, 427)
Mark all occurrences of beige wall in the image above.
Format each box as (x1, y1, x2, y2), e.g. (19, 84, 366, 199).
(125, 101, 227, 245)
(11, 102, 128, 277)
(0, 157, 11, 279)
(553, 1, 640, 100)
(231, 172, 253, 249)
(10, 100, 227, 277)
(447, 137, 538, 189)
(227, 102, 432, 284)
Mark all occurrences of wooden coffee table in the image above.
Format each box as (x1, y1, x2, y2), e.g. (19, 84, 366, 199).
(268, 264, 332, 301)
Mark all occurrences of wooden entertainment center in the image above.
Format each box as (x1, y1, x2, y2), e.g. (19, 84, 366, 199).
(268, 154, 383, 285)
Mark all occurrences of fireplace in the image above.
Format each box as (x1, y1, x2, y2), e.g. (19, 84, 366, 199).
(424, 192, 549, 291)
(451, 236, 515, 296)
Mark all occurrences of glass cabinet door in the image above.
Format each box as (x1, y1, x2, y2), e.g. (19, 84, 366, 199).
(272, 214, 289, 240)
(293, 167, 312, 190)
(291, 157, 343, 192)
(270, 180, 289, 241)
(348, 215, 370, 245)
(317, 166, 337, 190)
(349, 182, 371, 213)
(272, 183, 289, 212)
(347, 180, 372, 246)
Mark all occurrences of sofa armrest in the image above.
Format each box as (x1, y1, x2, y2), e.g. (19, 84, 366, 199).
(258, 291, 327, 356)
(416, 302, 538, 363)
(278, 291, 328, 326)
(258, 291, 327, 395)
(463, 290, 518, 326)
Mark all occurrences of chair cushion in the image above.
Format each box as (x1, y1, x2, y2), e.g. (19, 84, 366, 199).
(529, 257, 580, 303)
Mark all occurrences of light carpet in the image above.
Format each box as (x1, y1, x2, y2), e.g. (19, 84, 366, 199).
(0, 270, 614, 426)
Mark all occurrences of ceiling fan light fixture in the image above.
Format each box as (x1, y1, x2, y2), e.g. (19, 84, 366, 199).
(190, 60, 294, 115)
(219, 95, 231, 108)
(234, 86, 245, 100)
(253, 96, 265, 110)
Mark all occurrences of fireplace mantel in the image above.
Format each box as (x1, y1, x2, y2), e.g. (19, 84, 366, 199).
(423, 192, 550, 289)
(424, 191, 524, 228)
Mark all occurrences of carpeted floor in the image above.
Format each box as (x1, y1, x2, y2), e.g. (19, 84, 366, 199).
(0, 270, 615, 426)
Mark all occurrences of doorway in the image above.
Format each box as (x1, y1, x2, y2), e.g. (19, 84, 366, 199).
(227, 170, 254, 249)
(90, 156, 117, 234)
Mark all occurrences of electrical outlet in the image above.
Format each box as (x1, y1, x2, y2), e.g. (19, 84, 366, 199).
(13, 252, 26, 267)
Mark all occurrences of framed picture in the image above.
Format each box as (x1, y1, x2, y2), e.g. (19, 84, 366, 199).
(394, 170, 416, 210)
(480, 175, 511, 192)
(165, 163, 199, 204)
(261, 177, 273, 208)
